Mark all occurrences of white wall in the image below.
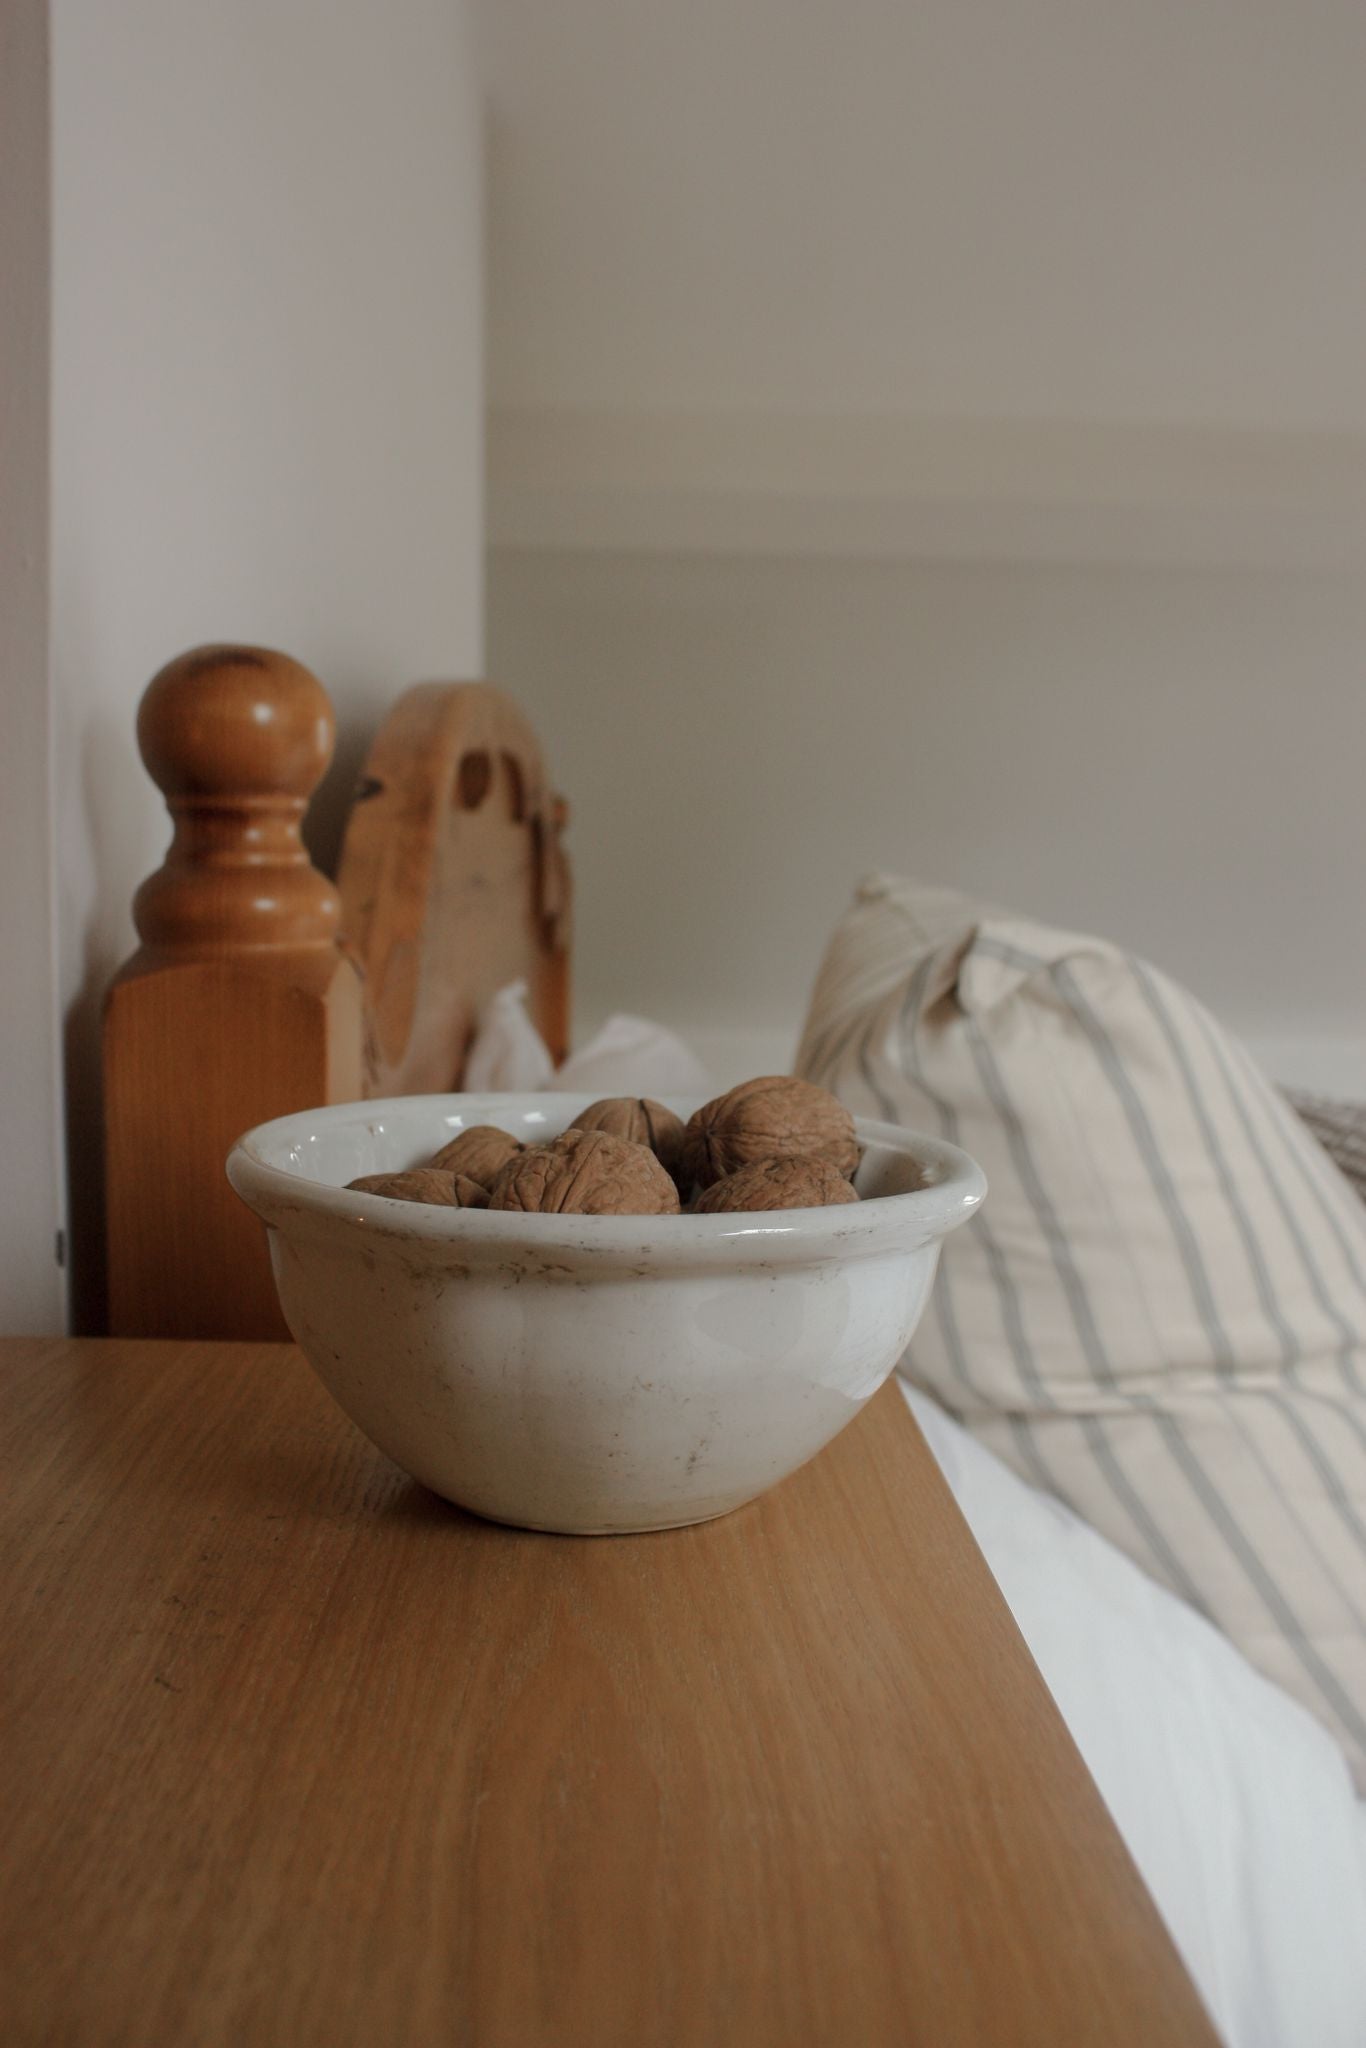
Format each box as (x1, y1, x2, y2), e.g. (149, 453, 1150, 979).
(482, 0, 1366, 1097)
(44, 0, 484, 1329)
(489, 550, 1366, 1094)
(0, 1, 65, 1333)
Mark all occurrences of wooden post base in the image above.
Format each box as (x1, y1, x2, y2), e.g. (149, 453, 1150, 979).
(104, 955, 361, 1339)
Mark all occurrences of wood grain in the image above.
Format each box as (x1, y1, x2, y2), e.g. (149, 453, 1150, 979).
(0, 1339, 1219, 2048)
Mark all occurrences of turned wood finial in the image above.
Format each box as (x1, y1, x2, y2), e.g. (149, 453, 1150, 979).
(106, 642, 364, 1339)
(131, 643, 340, 954)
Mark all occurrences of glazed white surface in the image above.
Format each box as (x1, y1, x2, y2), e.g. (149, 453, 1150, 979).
(229, 1093, 984, 1532)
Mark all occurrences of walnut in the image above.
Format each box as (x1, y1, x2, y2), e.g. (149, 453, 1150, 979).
(489, 1127, 681, 1215)
(346, 1168, 462, 1206)
(568, 1097, 685, 1181)
(451, 1174, 490, 1209)
(427, 1124, 523, 1188)
(694, 1156, 862, 1214)
(681, 1077, 859, 1191)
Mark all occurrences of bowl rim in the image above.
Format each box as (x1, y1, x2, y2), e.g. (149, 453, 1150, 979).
(227, 1091, 986, 1267)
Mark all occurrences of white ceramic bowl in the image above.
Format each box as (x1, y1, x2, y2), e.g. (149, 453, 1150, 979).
(227, 1093, 985, 1534)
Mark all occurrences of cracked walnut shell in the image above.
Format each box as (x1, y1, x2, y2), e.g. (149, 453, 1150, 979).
(428, 1124, 523, 1188)
(568, 1097, 686, 1181)
(346, 1168, 464, 1206)
(489, 1127, 681, 1215)
(693, 1156, 861, 1214)
(681, 1076, 859, 1191)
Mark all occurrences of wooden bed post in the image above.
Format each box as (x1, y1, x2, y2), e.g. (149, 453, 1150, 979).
(103, 645, 364, 1339)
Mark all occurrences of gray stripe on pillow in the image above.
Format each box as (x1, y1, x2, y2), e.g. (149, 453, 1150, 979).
(1006, 1419, 1072, 1506)
(1052, 960, 1236, 1369)
(974, 939, 1366, 1723)
(973, 936, 1055, 976)
(895, 957, 1088, 1504)
(1150, 1408, 1366, 1754)
(855, 1007, 901, 1125)
(897, 952, 950, 1127)
(802, 1015, 853, 1091)
(1231, 1037, 1366, 1308)
(799, 986, 868, 1092)
(1076, 1417, 1209, 1608)
(1033, 966, 1366, 1603)
(964, 1015, 1120, 1390)
(1232, 1391, 1366, 1624)
(979, 936, 1366, 1551)
(969, 947, 1360, 1392)
(1133, 967, 1366, 1502)
(893, 959, 988, 1404)
(904, 971, 1054, 1408)
(813, 1006, 877, 1108)
(806, 949, 909, 1106)
(1244, 1393, 1366, 1557)
(1132, 962, 1300, 1369)
(956, 1004, 1210, 1602)
(892, 960, 984, 1418)
(1046, 958, 1366, 1755)
(799, 932, 913, 1090)
(905, 934, 1299, 1608)
(1193, 1005, 1366, 1397)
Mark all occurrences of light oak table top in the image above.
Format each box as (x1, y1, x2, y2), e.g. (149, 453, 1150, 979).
(0, 1337, 1218, 2048)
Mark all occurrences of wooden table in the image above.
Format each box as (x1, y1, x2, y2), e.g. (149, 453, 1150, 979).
(1, 1338, 1218, 2047)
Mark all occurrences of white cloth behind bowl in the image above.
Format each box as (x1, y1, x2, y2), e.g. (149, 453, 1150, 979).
(463, 982, 712, 1098)
(461, 982, 557, 1092)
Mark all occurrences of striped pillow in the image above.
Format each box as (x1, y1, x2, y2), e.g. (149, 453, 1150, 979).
(796, 876, 1366, 1786)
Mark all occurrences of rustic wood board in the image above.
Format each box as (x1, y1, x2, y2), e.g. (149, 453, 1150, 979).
(336, 683, 570, 1096)
(0, 1338, 1218, 2048)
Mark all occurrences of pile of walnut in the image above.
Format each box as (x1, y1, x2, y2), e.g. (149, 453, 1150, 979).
(346, 1077, 864, 1217)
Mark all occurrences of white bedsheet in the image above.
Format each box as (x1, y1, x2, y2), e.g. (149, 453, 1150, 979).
(901, 1378, 1366, 2048)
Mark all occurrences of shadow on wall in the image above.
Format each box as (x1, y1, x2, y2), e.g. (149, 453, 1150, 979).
(303, 711, 374, 884)
(64, 965, 109, 1335)
(64, 705, 153, 1332)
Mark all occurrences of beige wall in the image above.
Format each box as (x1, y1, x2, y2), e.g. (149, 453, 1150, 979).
(41, 0, 484, 1329)
(482, 0, 1366, 430)
(482, 0, 1366, 1098)
(489, 548, 1366, 1095)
